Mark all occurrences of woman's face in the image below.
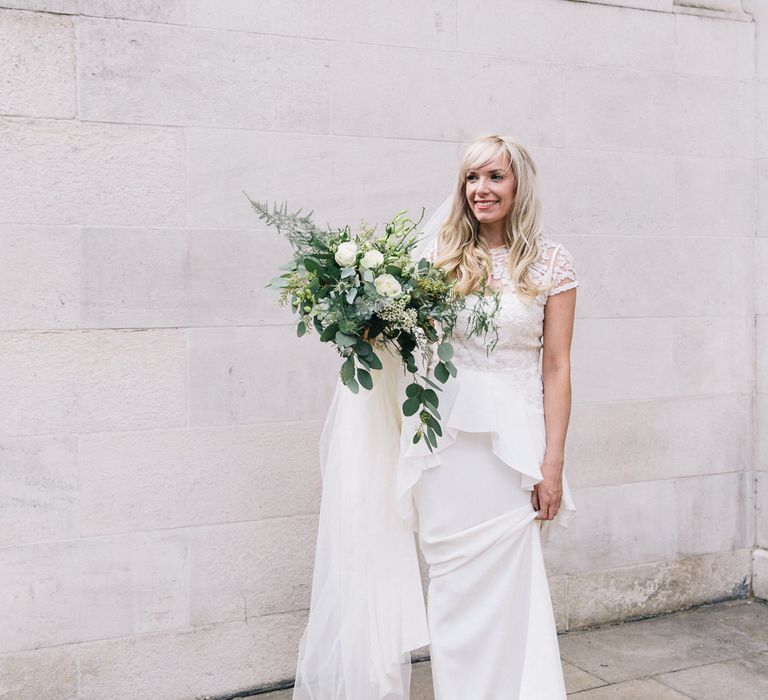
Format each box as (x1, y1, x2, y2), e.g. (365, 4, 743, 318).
(464, 151, 516, 225)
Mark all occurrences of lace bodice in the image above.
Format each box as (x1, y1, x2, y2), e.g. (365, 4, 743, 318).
(421, 238, 580, 399)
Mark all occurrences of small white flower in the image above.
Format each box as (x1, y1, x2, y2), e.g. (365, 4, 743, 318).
(360, 249, 384, 269)
(374, 273, 402, 297)
(334, 241, 358, 267)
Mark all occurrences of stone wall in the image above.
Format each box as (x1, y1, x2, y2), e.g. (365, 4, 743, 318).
(0, 1, 762, 698)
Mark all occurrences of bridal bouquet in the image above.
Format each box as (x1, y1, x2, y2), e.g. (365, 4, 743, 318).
(247, 196, 497, 450)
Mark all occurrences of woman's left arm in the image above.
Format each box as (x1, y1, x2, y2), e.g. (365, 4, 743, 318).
(533, 287, 577, 520)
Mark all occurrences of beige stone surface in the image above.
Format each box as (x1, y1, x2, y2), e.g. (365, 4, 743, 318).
(572, 316, 753, 404)
(188, 515, 319, 626)
(80, 226, 296, 328)
(657, 651, 768, 699)
(331, 42, 567, 145)
(565, 549, 751, 628)
(0, 645, 78, 700)
(567, 394, 752, 488)
(77, 613, 307, 700)
(77, 421, 323, 535)
(0, 329, 186, 435)
(560, 604, 768, 683)
(186, 128, 459, 231)
(0, 532, 189, 653)
(0, 225, 79, 330)
(187, 325, 340, 426)
(77, 18, 330, 132)
(0, 9, 75, 118)
(0, 118, 185, 226)
(0, 435, 77, 546)
(0, 0, 186, 22)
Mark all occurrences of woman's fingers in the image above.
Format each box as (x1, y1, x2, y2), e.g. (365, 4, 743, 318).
(534, 487, 562, 520)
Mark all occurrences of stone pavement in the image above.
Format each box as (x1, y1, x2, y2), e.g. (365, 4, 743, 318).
(254, 598, 768, 699)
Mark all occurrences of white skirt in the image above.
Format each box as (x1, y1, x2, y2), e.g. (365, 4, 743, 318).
(413, 430, 567, 700)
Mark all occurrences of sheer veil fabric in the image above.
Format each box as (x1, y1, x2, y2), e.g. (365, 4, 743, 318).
(292, 198, 452, 699)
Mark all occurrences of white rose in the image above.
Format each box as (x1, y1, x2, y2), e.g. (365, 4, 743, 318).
(334, 241, 358, 267)
(374, 273, 402, 297)
(360, 249, 385, 269)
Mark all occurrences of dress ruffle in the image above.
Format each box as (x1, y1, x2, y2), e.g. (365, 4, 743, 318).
(396, 364, 576, 545)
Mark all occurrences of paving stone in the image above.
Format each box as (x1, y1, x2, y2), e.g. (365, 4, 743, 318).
(655, 650, 768, 700)
(563, 660, 607, 693)
(558, 612, 768, 683)
(565, 678, 691, 699)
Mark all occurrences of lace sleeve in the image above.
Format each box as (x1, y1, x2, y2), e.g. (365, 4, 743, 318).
(547, 243, 580, 297)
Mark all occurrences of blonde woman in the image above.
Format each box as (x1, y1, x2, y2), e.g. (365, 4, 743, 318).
(293, 134, 579, 699)
(396, 133, 579, 698)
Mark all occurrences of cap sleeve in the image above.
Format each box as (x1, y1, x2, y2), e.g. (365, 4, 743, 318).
(547, 243, 580, 297)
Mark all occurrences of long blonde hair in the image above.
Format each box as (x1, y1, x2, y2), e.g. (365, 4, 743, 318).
(434, 134, 550, 299)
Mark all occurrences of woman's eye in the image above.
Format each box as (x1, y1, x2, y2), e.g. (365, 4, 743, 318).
(492, 174, 502, 181)
(466, 174, 477, 181)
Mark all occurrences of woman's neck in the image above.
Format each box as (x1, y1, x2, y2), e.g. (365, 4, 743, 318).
(478, 221, 507, 249)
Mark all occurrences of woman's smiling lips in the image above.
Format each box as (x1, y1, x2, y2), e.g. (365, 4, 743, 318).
(475, 200, 499, 210)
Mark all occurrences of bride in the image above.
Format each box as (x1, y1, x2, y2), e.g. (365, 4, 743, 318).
(293, 134, 580, 700)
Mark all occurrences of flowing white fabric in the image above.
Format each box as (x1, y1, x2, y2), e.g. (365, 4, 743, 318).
(293, 347, 429, 700)
(293, 196, 580, 699)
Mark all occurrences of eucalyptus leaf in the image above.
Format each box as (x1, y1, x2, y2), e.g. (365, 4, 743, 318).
(437, 342, 454, 362)
(341, 356, 355, 383)
(434, 362, 450, 383)
(405, 383, 424, 399)
(297, 321, 306, 337)
(320, 323, 339, 342)
(357, 367, 373, 390)
(335, 331, 357, 348)
(402, 396, 421, 417)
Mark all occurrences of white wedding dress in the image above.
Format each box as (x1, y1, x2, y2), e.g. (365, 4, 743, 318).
(292, 237, 580, 700)
(396, 238, 579, 699)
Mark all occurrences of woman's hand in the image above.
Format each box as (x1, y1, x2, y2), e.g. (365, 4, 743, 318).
(531, 459, 563, 521)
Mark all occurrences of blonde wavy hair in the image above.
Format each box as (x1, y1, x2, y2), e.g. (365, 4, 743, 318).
(434, 134, 551, 300)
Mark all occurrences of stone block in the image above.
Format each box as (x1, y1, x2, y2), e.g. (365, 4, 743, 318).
(77, 18, 330, 132)
(77, 613, 307, 700)
(673, 471, 754, 555)
(0, 9, 75, 118)
(759, 395, 768, 470)
(754, 549, 768, 600)
(331, 42, 567, 145)
(80, 227, 295, 328)
(0, 645, 78, 700)
(567, 67, 752, 157)
(674, 155, 756, 237)
(565, 679, 693, 699)
(757, 82, 768, 158)
(187, 0, 330, 37)
(188, 325, 341, 426)
(0, 225, 79, 330)
(568, 235, 753, 319)
(758, 472, 768, 547)
(186, 128, 459, 230)
(77, 421, 323, 535)
(0, 118, 185, 226)
(0, 329, 186, 435)
(760, 159, 768, 236)
(758, 315, 768, 393)
(549, 573, 568, 632)
(0, 0, 186, 22)
(656, 650, 768, 700)
(0, 435, 77, 547)
(757, 241, 768, 314)
(566, 549, 751, 630)
(0, 532, 188, 653)
(460, 0, 674, 70)
(675, 12, 754, 79)
(546, 479, 679, 574)
(567, 394, 752, 488)
(534, 147, 676, 237)
(572, 316, 753, 403)
(188, 515, 318, 626)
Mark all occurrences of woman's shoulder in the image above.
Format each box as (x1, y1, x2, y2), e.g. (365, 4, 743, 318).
(530, 237, 580, 296)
